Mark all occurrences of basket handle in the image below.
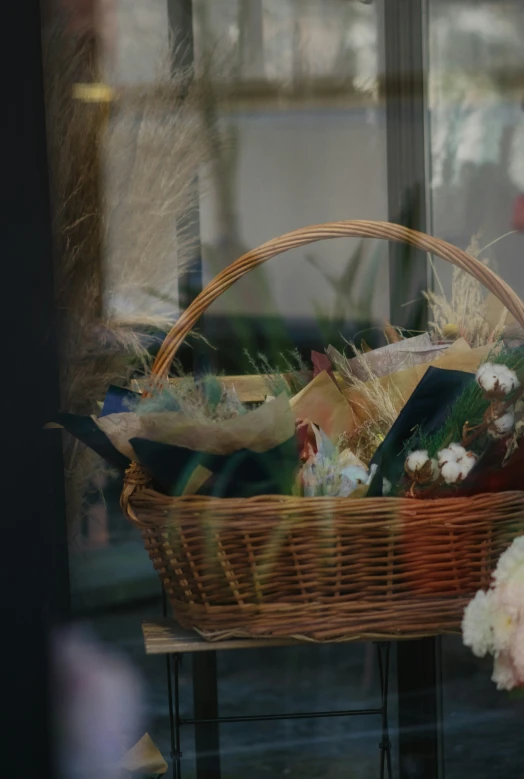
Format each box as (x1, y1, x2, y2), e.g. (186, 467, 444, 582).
(151, 220, 524, 379)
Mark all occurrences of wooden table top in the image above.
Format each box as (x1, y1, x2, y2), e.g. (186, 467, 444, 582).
(142, 620, 307, 655)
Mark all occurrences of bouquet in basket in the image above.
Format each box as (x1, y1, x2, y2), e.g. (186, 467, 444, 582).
(49, 220, 524, 650)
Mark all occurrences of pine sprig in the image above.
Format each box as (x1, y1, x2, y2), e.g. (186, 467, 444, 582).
(405, 345, 524, 457)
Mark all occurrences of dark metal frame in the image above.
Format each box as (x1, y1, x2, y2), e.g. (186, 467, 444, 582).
(383, 1, 443, 778)
(384, 0, 430, 333)
(165, 643, 392, 779)
(4, 1, 70, 776)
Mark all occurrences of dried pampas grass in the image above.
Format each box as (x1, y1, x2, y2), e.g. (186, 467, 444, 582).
(424, 234, 509, 348)
(42, 23, 214, 524)
(103, 44, 213, 326)
(332, 342, 405, 463)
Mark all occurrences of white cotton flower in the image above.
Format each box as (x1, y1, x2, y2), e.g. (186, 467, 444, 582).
(476, 362, 520, 398)
(439, 450, 477, 484)
(405, 450, 439, 483)
(440, 460, 462, 484)
(437, 443, 467, 465)
(406, 450, 430, 471)
(488, 408, 515, 438)
(382, 478, 392, 496)
(462, 589, 495, 657)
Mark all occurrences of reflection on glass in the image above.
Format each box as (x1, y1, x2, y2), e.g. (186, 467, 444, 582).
(192, 0, 389, 332)
(429, 1, 524, 296)
(428, 4, 524, 779)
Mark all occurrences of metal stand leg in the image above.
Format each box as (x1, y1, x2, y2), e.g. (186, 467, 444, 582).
(376, 642, 393, 779)
(192, 653, 222, 779)
(167, 653, 183, 779)
(163, 589, 183, 779)
(397, 637, 441, 779)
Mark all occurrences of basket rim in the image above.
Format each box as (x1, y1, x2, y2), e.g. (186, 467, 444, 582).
(128, 486, 524, 508)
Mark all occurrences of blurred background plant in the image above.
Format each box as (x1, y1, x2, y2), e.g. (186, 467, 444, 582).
(43, 18, 214, 534)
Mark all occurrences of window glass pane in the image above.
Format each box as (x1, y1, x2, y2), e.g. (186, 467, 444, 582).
(428, 4, 524, 778)
(429, 1, 524, 297)
(194, 0, 390, 346)
(45, 2, 395, 777)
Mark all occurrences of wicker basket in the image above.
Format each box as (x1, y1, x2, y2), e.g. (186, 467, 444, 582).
(121, 221, 524, 642)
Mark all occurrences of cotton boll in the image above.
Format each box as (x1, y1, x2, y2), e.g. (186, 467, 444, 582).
(437, 443, 466, 466)
(476, 362, 520, 398)
(440, 451, 477, 483)
(440, 459, 463, 484)
(462, 589, 494, 657)
(405, 450, 439, 484)
(382, 478, 392, 495)
(406, 450, 430, 472)
(458, 451, 477, 480)
(488, 408, 515, 438)
(448, 442, 466, 455)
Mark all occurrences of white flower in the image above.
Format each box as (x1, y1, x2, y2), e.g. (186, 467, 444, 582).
(406, 450, 430, 472)
(476, 362, 520, 398)
(491, 605, 518, 654)
(302, 454, 371, 498)
(493, 536, 524, 586)
(462, 589, 495, 657)
(492, 651, 519, 691)
(488, 408, 515, 438)
(439, 450, 477, 484)
(405, 450, 439, 483)
(463, 535, 524, 691)
(437, 443, 467, 465)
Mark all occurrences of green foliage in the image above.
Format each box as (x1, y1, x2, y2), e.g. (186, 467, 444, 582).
(413, 382, 488, 458)
(137, 373, 247, 421)
(404, 345, 524, 460)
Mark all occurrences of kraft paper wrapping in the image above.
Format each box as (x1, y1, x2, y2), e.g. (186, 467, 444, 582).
(290, 370, 357, 441)
(343, 338, 491, 425)
(484, 292, 524, 341)
(95, 391, 296, 459)
(94, 412, 142, 461)
(119, 733, 168, 776)
(328, 333, 450, 381)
